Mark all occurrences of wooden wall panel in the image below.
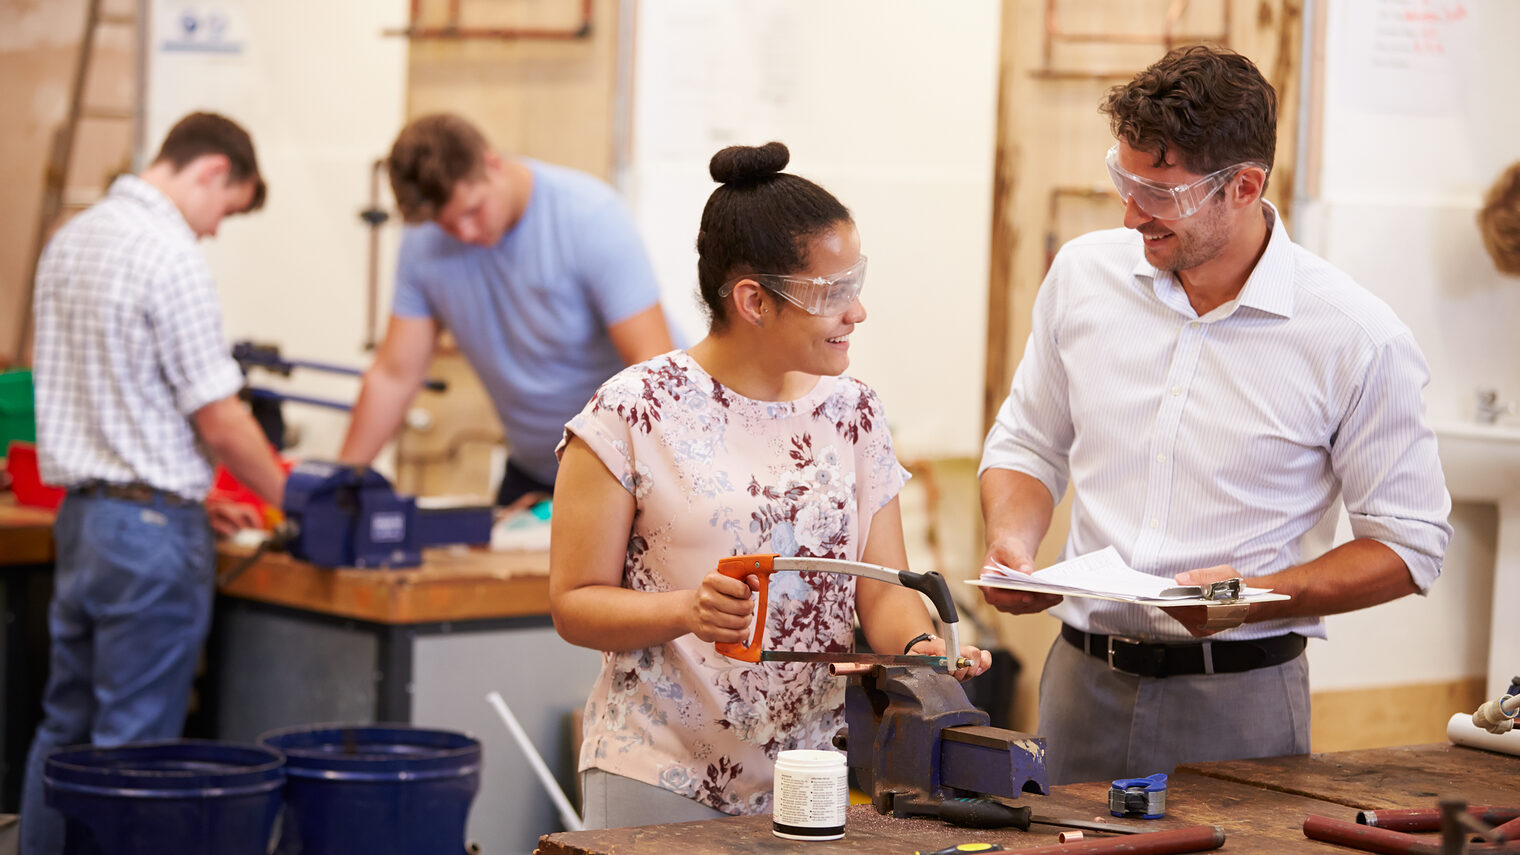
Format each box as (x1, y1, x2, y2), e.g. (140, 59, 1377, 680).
(1311, 677, 1487, 753)
(395, 0, 621, 495)
(404, 0, 621, 181)
(0, 0, 138, 366)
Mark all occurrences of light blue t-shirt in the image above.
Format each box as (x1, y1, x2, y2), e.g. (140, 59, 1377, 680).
(392, 159, 664, 485)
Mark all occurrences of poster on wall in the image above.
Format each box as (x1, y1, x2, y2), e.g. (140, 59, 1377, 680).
(157, 2, 247, 55)
(1337, 0, 1477, 115)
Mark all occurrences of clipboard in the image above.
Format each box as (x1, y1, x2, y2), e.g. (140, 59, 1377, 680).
(965, 576, 1291, 607)
(968, 545, 1292, 607)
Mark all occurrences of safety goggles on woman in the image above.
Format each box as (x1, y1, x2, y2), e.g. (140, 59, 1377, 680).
(1106, 145, 1268, 220)
(718, 256, 867, 317)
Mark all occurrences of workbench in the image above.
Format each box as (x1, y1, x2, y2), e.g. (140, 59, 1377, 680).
(536, 743, 1519, 854)
(206, 543, 601, 855)
(0, 500, 56, 813)
(0, 500, 603, 854)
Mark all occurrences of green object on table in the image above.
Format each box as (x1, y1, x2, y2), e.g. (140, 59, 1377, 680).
(0, 368, 36, 452)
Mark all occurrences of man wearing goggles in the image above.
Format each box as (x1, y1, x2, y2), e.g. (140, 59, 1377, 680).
(978, 46, 1449, 787)
(717, 255, 867, 317)
(1106, 144, 1269, 222)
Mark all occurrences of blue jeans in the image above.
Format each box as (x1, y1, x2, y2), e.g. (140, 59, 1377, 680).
(19, 493, 214, 855)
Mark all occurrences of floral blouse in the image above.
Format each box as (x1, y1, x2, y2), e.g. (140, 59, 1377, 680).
(558, 350, 909, 816)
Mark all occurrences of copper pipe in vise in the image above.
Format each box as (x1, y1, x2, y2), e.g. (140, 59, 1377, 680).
(829, 662, 875, 677)
(1358, 806, 1520, 832)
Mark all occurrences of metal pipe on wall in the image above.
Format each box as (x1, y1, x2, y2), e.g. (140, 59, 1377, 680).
(385, 0, 594, 40)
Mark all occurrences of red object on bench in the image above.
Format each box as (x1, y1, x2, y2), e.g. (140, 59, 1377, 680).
(208, 456, 295, 520)
(5, 441, 66, 510)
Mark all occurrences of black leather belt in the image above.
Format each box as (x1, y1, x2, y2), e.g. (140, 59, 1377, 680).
(69, 481, 200, 508)
(1061, 623, 1305, 679)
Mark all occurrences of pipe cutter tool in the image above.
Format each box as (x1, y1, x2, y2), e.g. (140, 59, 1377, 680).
(713, 554, 1049, 816)
(1110, 773, 1167, 819)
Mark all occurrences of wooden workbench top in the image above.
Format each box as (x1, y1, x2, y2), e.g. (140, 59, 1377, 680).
(0, 497, 56, 565)
(216, 544, 550, 624)
(1178, 742, 1519, 810)
(2, 497, 553, 623)
(536, 744, 1519, 854)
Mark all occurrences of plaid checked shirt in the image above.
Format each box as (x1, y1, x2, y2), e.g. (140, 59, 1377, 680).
(32, 175, 245, 500)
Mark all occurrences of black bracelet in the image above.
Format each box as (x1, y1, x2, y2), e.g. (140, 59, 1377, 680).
(903, 632, 935, 655)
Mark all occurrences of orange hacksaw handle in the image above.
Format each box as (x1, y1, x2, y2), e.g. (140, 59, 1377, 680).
(713, 553, 777, 663)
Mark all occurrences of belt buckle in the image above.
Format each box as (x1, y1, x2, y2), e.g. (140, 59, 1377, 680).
(1106, 635, 1144, 677)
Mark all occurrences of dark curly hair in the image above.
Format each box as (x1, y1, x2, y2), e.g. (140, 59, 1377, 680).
(695, 142, 851, 328)
(1479, 161, 1520, 277)
(1101, 45, 1276, 182)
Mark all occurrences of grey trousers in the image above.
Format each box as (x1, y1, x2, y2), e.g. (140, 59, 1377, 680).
(1037, 633, 1311, 785)
(580, 768, 731, 829)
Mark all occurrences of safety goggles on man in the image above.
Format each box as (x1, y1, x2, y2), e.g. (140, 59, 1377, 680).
(1105, 145, 1268, 221)
(718, 256, 868, 317)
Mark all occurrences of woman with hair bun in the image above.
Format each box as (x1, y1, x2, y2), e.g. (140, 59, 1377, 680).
(549, 142, 990, 828)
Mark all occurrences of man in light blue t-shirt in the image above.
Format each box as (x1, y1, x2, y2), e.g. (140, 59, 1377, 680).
(340, 113, 677, 505)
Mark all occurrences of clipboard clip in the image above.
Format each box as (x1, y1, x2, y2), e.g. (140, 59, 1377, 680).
(1201, 578, 1243, 603)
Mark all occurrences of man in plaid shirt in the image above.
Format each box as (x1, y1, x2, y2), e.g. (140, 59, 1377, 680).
(20, 112, 289, 855)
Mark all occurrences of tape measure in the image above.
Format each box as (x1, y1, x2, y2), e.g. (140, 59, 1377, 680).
(1108, 772, 1167, 819)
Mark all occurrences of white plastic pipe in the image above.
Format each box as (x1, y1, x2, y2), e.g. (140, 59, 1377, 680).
(485, 691, 585, 832)
(1448, 712, 1520, 757)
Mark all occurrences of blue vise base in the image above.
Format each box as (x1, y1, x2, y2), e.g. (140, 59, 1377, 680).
(843, 665, 1048, 818)
(282, 461, 493, 568)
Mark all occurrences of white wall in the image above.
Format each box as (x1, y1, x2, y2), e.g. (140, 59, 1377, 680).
(1298, 0, 1520, 691)
(146, 0, 409, 464)
(626, 0, 1001, 459)
(1305, 0, 1520, 421)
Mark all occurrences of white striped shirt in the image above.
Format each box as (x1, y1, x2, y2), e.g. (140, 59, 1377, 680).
(33, 175, 245, 501)
(981, 203, 1452, 642)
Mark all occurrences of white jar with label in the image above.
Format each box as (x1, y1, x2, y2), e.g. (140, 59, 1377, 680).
(772, 749, 848, 841)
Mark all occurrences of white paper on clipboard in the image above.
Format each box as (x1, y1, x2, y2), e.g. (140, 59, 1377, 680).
(967, 546, 1291, 607)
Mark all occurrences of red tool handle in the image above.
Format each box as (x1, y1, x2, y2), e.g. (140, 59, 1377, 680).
(713, 554, 776, 663)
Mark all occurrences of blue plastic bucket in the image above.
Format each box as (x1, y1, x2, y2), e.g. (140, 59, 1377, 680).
(259, 724, 481, 855)
(43, 740, 285, 855)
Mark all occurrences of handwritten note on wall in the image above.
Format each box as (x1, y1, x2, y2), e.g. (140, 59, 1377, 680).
(1339, 0, 1477, 115)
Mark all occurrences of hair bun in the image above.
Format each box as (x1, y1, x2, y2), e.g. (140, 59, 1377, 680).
(709, 142, 789, 185)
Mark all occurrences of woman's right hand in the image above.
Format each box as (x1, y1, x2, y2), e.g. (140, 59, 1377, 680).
(689, 570, 758, 644)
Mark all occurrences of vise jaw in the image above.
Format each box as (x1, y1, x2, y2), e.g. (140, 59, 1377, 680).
(281, 461, 491, 568)
(840, 665, 1047, 816)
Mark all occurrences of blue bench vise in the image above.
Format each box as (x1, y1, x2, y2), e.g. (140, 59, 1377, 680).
(281, 461, 493, 568)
